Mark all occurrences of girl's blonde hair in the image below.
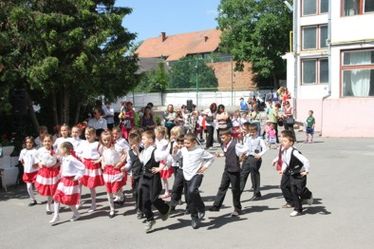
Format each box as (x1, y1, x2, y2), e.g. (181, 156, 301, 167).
(60, 141, 74, 154)
(170, 126, 183, 137)
(85, 127, 96, 136)
(154, 126, 167, 137)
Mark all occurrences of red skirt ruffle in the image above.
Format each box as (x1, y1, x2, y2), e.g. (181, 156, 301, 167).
(35, 166, 60, 196)
(80, 159, 104, 188)
(22, 171, 38, 183)
(53, 176, 80, 206)
(103, 165, 127, 193)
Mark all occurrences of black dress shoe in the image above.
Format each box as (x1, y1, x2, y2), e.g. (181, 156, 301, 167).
(249, 195, 261, 201)
(191, 217, 199, 229)
(209, 206, 220, 212)
(28, 200, 37, 207)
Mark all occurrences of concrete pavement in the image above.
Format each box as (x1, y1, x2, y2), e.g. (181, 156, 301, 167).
(1, 134, 374, 249)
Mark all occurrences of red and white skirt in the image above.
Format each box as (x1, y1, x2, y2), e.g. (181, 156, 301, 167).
(159, 161, 174, 179)
(53, 176, 80, 205)
(23, 171, 38, 183)
(80, 159, 105, 188)
(35, 166, 60, 196)
(103, 165, 127, 193)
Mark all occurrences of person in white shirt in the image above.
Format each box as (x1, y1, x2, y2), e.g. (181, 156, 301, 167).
(272, 130, 313, 217)
(69, 126, 83, 158)
(53, 124, 70, 155)
(35, 126, 48, 149)
(102, 101, 115, 129)
(173, 133, 214, 229)
(137, 130, 171, 233)
(49, 142, 85, 224)
(88, 107, 108, 137)
(240, 122, 268, 201)
(19, 136, 38, 206)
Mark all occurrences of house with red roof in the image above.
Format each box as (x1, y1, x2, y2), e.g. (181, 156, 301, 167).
(136, 29, 256, 91)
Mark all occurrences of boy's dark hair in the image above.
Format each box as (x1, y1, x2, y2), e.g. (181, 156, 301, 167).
(128, 132, 141, 145)
(176, 135, 185, 143)
(219, 128, 232, 136)
(281, 130, 295, 143)
(184, 133, 196, 143)
(142, 130, 155, 141)
(243, 122, 257, 131)
(309, 110, 314, 114)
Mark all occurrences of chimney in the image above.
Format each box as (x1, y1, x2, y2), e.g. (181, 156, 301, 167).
(161, 32, 166, 42)
(204, 35, 208, 42)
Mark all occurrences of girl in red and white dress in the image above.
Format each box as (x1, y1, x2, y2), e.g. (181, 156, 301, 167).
(19, 136, 39, 206)
(69, 125, 83, 157)
(80, 127, 104, 212)
(49, 141, 85, 224)
(34, 134, 60, 214)
(53, 124, 70, 155)
(231, 110, 242, 140)
(100, 131, 127, 218)
(155, 126, 172, 198)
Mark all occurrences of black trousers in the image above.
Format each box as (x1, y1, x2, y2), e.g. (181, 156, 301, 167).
(284, 123, 295, 140)
(290, 175, 312, 212)
(206, 126, 214, 148)
(186, 174, 205, 218)
(280, 173, 293, 204)
(212, 171, 241, 210)
(240, 156, 262, 196)
(139, 174, 169, 221)
(132, 177, 141, 211)
(170, 168, 189, 208)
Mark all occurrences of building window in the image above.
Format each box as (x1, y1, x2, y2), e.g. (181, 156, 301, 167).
(342, 49, 374, 97)
(343, 0, 374, 16)
(302, 58, 328, 84)
(302, 25, 328, 50)
(302, 0, 329, 16)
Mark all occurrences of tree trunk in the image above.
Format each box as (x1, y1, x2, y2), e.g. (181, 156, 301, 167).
(63, 85, 70, 124)
(25, 91, 40, 133)
(74, 100, 82, 124)
(272, 73, 279, 89)
(51, 89, 59, 126)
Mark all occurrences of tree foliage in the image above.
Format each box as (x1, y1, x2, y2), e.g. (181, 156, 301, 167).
(168, 56, 218, 89)
(136, 62, 169, 92)
(217, 0, 292, 87)
(0, 0, 138, 128)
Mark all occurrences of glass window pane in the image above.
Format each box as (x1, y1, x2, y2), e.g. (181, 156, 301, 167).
(320, 59, 328, 83)
(343, 50, 374, 65)
(303, 0, 317, 15)
(320, 0, 329, 13)
(343, 69, 373, 96)
(303, 27, 317, 49)
(365, 0, 374, 13)
(320, 26, 328, 48)
(303, 60, 316, 84)
(344, 0, 359, 16)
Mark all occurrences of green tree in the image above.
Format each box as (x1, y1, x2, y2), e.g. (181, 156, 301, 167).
(169, 56, 218, 89)
(136, 62, 169, 92)
(0, 0, 138, 129)
(217, 0, 292, 88)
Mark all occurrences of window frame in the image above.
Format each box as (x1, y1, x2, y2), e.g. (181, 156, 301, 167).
(340, 48, 374, 97)
(301, 25, 328, 50)
(301, 0, 329, 16)
(342, 0, 374, 16)
(301, 57, 329, 85)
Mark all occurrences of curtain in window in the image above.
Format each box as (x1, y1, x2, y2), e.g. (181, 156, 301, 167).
(345, 0, 359, 16)
(350, 51, 371, 96)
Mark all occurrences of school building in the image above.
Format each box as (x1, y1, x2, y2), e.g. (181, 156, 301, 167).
(283, 0, 374, 137)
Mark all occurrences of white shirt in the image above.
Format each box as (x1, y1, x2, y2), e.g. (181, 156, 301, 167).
(35, 136, 42, 148)
(60, 155, 85, 177)
(19, 148, 38, 173)
(139, 145, 168, 166)
(36, 147, 57, 167)
(53, 137, 70, 154)
(102, 147, 122, 166)
(174, 146, 214, 181)
(155, 138, 169, 151)
(243, 135, 268, 157)
(80, 141, 101, 160)
(281, 147, 311, 173)
(115, 138, 130, 152)
(222, 139, 247, 157)
(102, 105, 115, 125)
(88, 117, 107, 130)
(68, 137, 83, 157)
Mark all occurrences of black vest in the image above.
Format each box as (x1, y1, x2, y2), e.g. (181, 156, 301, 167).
(286, 148, 304, 176)
(223, 140, 241, 173)
(129, 149, 142, 179)
(142, 149, 160, 177)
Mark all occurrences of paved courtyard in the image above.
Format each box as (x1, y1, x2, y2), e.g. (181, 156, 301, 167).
(1, 134, 374, 249)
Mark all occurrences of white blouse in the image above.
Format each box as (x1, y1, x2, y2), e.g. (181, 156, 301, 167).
(19, 148, 38, 173)
(36, 147, 57, 167)
(80, 141, 101, 160)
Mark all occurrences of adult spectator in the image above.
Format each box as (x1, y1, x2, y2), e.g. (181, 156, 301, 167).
(141, 106, 156, 130)
(267, 103, 281, 143)
(282, 101, 295, 139)
(163, 104, 176, 137)
(239, 97, 249, 113)
(204, 103, 217, 149)
(215, 104, 230, 144)
(102, 101, 115, 129)
(88, 107, 107, 137)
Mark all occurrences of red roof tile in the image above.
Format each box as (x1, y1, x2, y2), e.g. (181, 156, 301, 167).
(136, 29, 221, 61)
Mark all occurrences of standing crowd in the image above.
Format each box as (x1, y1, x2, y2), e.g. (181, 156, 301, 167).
(17, 88, 316, 232)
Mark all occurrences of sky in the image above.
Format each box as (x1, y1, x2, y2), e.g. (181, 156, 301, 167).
(116, 0, 221, 43)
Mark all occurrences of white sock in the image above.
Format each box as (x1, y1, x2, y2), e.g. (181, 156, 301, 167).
(26, 183, 35, 201)
(107, 193, 115, 212)
(46, 197, 52, 211)
(53, 202, 60, 217)
(70, 205, 79, 217)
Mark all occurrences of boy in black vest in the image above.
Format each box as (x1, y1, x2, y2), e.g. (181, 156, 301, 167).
(277, 130, 313, 217)
(209, 128, 247, 216)
(127, 132, 144, 219)
(137, 130, 171, 232)
(240, 123, 268, 200)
